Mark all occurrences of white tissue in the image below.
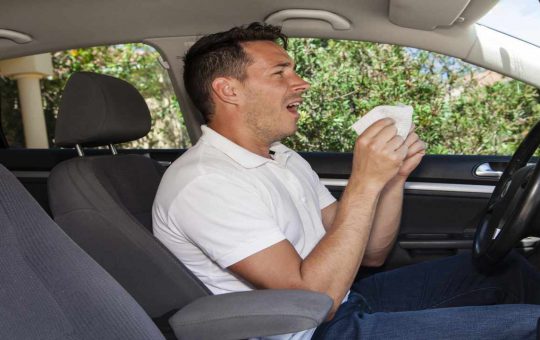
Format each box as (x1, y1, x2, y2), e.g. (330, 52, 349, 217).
(352, 105, 413, 139)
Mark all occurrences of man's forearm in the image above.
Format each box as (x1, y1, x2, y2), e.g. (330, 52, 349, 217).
(301, 176, 382, 314)
(362, 175, 405, 266)
(229, 120, 409, 318)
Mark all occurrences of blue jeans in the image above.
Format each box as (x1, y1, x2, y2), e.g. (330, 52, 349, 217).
(313, 251, 540, 339)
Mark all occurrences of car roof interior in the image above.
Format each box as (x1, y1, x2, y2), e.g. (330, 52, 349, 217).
(0, 0, 498, 59)
(2, 0, 539, 138)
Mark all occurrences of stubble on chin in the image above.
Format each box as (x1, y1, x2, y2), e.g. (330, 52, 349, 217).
(247, 114, 298, 144)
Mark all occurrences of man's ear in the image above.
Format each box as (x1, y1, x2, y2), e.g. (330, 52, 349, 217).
(211, 77, 239, 106)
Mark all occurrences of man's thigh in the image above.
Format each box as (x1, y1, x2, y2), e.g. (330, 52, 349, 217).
(351, 251, 540, 312)
(314, 304, 540, 340)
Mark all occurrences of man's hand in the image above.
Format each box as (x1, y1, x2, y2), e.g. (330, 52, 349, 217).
(352, 118, 408, 189)
(397, 124, 426, 178)
(229, 119, 407, 316)
(360, 123, 424, 266)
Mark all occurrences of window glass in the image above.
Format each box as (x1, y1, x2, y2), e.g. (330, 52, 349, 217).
(285, 38, 540, 155)
(0, 43, 191, 149)
(479, 0, 540, 48)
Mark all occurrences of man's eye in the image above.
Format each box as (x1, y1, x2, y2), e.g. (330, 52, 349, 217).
(274, 70, 284, 76)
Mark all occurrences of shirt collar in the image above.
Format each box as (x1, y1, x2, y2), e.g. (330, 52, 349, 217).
(200, 125, 291, 169)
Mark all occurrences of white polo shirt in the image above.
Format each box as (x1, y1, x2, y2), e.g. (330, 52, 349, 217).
(152, 125, 336, 339)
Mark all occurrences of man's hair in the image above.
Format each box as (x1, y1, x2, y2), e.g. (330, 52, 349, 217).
(183, 22, 288, 123)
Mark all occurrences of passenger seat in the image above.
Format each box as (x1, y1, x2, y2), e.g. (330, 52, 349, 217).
(48, 72, 332, 340)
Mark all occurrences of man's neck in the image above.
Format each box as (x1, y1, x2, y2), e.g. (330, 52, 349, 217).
(208, 123, 273, 159)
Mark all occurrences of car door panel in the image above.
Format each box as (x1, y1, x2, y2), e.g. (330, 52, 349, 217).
(1, 148, 532, 272)
(302, 153, 519, 270)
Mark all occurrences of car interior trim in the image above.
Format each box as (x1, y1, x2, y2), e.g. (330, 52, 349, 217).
(0, 29, 32, 44)
(265, 9, 351, 31)
(12, 171, 50, 178)
(10, 171, 498, 195)
(389, 0, 472, 31)
(321, 178, 495, 194)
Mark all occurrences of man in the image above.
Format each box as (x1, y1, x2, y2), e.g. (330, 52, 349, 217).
(153, 23, 540, 339)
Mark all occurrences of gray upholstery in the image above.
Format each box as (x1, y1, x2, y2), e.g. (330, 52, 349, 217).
(49, 72, 210, 320)
(55, 72, 151, 147)
(48, 153, 210, 319)
(50, 154, 162, 230)
(0, 164, 165, 340)
(170, 290, 333, 340)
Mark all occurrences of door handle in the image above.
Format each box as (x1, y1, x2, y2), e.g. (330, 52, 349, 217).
(474, 163, 503, 178)
(474, 162, 536, 178)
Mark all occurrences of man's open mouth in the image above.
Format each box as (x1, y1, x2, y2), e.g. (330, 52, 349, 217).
(286, 101, 301, 113)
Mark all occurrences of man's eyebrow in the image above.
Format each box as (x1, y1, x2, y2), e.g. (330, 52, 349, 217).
(273, 61, 293, 68)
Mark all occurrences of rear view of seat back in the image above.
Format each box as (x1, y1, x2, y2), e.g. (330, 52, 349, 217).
(0, 163, 165, 340)
(48, 72, 209, 322)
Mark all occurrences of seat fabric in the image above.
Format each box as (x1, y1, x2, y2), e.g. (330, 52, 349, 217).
(48, 154, 210, 319)
(48, 71, 210, 323)
(0, 164, 164, 340)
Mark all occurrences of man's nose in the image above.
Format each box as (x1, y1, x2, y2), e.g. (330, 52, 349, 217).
(291, 73, 310, 93)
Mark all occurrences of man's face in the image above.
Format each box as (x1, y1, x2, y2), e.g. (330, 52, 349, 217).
(238, 41, 310, 143)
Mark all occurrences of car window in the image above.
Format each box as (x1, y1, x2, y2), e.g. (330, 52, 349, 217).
(479, 0, 540, 48)
(285, 38, 540, 155)
(0, 43, 191, 149)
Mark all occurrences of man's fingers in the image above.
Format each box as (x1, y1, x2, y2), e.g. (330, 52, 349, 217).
(360, 118, 395, 139)
(401, 152, 424, 173)
(404, 131, 419, 147)
(386, 135, 406, 152)
(396, 143, 409, 160)
(406, 140, 426, 158)
(375, 124, 400, 145)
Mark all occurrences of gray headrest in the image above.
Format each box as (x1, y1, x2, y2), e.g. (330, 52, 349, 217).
(55, 72, 151, 147)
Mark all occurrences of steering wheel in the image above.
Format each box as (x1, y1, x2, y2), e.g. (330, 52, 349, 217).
(473, 120, 540, 273)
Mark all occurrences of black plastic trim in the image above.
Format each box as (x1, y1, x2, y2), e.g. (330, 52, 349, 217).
(0, 148, 187, 171)
(300, 152, 524, 185)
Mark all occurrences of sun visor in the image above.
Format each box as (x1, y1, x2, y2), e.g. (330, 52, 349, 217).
(389, 0, 497, 31)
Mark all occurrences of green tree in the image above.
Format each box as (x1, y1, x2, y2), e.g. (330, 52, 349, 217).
(1, 44, 191, 149)
(43, 44, 191, 149)
(1, 40, 539, 155)
(285, 38, 540, 155)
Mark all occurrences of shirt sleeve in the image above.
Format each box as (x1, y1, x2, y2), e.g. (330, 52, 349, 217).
(168, 174, 286, 268)
(312, 169, 337, 209)
(290, 150, 337, 210)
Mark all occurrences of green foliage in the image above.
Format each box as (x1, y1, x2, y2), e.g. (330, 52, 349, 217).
(284, 38, 540, 155)
(434, 80, 540, 155)
(0, 44, 191, 148)
(45, 45, 191, 149)
(1, 39, 539, 155)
